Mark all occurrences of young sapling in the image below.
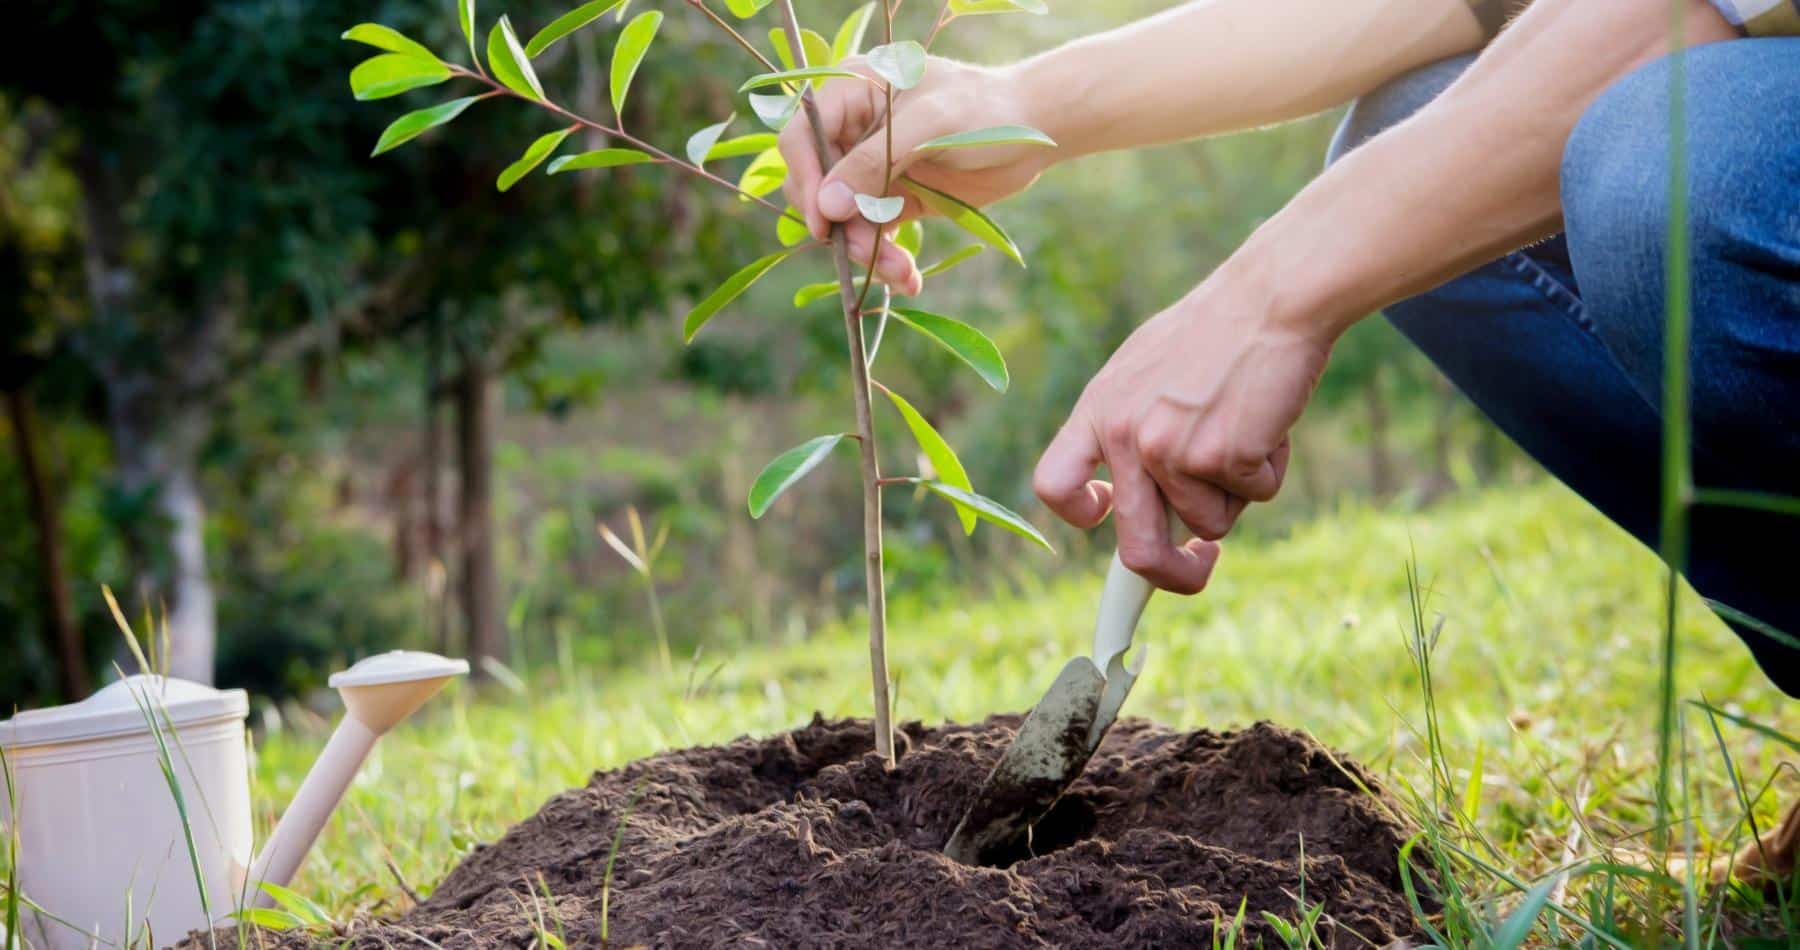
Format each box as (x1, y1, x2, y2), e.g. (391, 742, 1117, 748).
(344, 0, 1056, 764)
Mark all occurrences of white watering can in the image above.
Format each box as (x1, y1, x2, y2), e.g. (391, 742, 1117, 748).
(0, 650, 467, 949)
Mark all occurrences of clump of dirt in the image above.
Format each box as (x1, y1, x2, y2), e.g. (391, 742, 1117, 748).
(218, 717, 1426, 948)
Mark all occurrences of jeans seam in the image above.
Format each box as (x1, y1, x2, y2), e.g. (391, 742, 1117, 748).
(1501, 248, 1669, 422)
(1504, 250, 1591, 330)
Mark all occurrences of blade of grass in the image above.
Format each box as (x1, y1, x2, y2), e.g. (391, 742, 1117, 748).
(600, 780, 650, 944)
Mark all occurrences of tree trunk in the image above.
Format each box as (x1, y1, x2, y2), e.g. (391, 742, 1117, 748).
(388, 456, 418, 580)
(74, 148, 224, 684)
(456, 359, 504, 673)
(158, 440, 217, 683)
(720, 408, 769, 639)
(1366, 368, 1394, 499)
(425, 314, 450, 653)
(5, 386, 89, 699)
(103, 376, 218, 682)
(1423, 375, 1459, 503)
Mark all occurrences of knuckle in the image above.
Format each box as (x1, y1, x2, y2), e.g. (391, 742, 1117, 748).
(1136, 423, 1180, 467)
(1118, 544, 1162, 576)
(1180, 498, 1231, 540)
(1199, 515, 1233, 541)
(1098, 416, 1135, 452)
(1030, 467, 1064, 505)
(1168, 574, 1205, 596)
(1184, 443, 1227, 479)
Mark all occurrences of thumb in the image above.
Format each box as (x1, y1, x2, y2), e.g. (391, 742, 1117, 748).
(817, 112, 935, 223)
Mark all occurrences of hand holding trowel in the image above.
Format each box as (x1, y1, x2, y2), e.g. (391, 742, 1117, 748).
(944, 550, 1156, 866)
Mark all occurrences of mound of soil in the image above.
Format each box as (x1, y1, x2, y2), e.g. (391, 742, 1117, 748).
(228, 717, 1426, 948)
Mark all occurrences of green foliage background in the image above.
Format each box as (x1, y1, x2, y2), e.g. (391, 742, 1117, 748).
(0, 0, 1516, 708)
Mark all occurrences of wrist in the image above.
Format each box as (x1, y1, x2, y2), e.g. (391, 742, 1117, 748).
(1201, 221, 1366, 347)
(1001, 52, 1100, 165)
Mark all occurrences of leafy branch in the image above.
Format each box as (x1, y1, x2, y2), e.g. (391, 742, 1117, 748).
(344, 0, 1053, 767)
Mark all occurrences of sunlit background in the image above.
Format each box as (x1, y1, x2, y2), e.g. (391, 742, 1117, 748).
(0, 0, 1529, 713)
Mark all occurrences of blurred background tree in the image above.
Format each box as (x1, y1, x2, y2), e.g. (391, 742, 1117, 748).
(0, 0, 1527, 710)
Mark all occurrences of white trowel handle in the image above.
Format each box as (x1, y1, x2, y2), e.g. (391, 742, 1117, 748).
(1092, 552, 1155, 671)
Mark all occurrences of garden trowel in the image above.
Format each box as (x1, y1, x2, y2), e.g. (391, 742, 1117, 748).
(944, 552, 1154, 865)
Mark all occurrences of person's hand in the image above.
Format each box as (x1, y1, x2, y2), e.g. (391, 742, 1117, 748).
(1032, 271, 1331, 593)
(777, 57, 1058, 295)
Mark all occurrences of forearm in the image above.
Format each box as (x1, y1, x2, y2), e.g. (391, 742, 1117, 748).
(1236, 0, 1735, 338)
(1013, 0, 1488, 159)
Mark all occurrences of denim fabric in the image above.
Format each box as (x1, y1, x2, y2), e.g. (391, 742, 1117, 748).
(1327, 40, 1800, 695)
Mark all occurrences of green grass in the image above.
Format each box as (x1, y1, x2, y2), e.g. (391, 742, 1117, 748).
(249, 481, 1797, 941)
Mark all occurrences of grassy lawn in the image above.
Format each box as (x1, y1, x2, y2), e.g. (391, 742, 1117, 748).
(255, 481, 1798, 940)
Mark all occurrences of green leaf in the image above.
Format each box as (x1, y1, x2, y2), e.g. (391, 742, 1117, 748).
(882, 388, 975, 533)
(737, 147, 786, 198)
(487, 17, 544, 100)
(349, 54, 452, 101)
(724, 0, 774, 18)
(686, 114, 735, 167)
(854, 193, 904, 224)
(341, 24, 439, 62)
(894, 219, 924, 256)
(748, 93, 799, 131)
(1490, 875, 1559, 950)
(911, 480, 1053, 550)
(890, 307, 1008, 392)
(460, 0, 478, 61)
(832, 3, 876, 61)
(1462, 741, 1484, 824)
(749, 435, 848, 518)
(768, 28, 833, 72)
(949, 0, 1048, 14)
(684, 250, 793, 341)
(920, 244, 983, 278)
(916, 124, 1055, 152)
(611, 10, 663, 117)
(738, 145, 787, 192)
(371, 97, 480, 156)
(256, 881, 331, 927)
(793, 277, 865, 308)
(526, 0, 627, 56)
(739, 66, 863, 92)
(231, 908, 304, 931)
(901, 178, 1022, 266)
(777, 207, 809, 247)
(866, 41, 925, 90)
(546, 148, 656, 173)
(706, 133, 778, 161)
(498, 126, 576, 191)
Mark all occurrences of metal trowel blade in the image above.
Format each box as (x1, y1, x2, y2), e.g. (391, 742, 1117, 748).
(1086, 644, 1146, 752)
(943, 656, 1105, 866)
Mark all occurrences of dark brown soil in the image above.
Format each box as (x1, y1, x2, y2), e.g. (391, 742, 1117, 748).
(217, 716, 1426, 948)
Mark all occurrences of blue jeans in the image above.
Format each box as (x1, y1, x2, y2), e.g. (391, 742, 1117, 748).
(1327, 40, 1800, 695)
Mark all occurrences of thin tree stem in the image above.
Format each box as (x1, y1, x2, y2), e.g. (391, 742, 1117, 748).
(777, 0, 894, 765)
(449, 65, 800, 222)
(923, 0, 954, 51)
(685, 0, 782, 72)
(850, 1, 900, 320)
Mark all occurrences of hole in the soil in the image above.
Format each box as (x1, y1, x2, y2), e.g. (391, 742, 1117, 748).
(979, 794, 1098, 869)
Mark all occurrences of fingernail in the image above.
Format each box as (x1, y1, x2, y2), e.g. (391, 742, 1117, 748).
(819, 181, 855, 221)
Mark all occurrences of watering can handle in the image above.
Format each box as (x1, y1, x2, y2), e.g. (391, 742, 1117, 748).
(1092, 552, 1155, 671)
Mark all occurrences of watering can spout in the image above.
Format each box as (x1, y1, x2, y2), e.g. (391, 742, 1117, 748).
(246, 651, 468, 900)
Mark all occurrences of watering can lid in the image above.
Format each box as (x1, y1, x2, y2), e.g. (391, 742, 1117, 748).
(328, 650, 469, 689)
(0, 674, 248, 749)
